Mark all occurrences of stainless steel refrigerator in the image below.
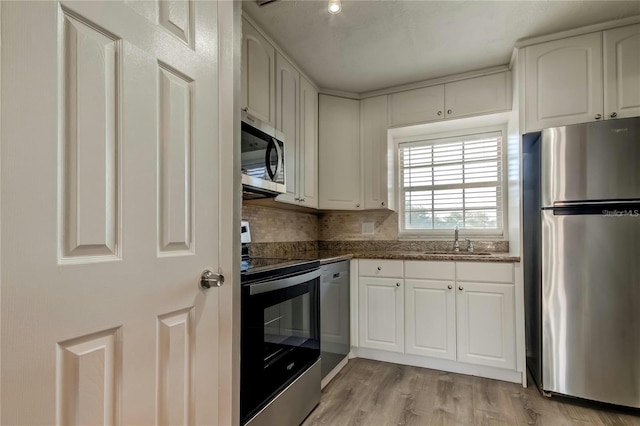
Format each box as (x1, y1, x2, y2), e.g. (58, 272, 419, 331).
(523, 117, 640, 408)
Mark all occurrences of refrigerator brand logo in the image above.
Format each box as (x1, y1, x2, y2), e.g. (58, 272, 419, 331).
(611, 128, 628, 133)
(602, 209, 639, 216)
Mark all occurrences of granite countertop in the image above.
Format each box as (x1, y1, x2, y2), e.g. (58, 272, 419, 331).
(298, 250, 520, 264)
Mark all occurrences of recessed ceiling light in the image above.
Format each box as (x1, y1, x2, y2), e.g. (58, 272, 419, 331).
(328, 0, 342, 14)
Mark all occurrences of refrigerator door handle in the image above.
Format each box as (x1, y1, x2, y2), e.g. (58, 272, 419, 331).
(545, 201, 640, 216)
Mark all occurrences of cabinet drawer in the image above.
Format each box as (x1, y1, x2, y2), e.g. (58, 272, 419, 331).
(404, 261, 455, 280)
(359, 259, 403, 278)
(456, 262, 513, 283)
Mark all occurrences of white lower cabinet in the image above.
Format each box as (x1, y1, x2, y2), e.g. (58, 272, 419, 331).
(357, 259, 518, 377)
(358, 276, 404, 353)
(456, 281, 516, 370)
(405, 279, 456, 360)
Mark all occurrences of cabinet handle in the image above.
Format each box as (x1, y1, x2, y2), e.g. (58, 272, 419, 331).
(458, 286, 464, 291)
(396, 282, 400, 287)
(595, 114, 602, 120)
(437, 110, 443, 116)
(610, 112, 618, 118)
(447, 285, 453, 290)
(377, 266, 382, 271)
(447, 109, 453, 115)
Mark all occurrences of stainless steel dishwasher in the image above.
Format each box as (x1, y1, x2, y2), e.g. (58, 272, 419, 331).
(320, 260, 350, 379)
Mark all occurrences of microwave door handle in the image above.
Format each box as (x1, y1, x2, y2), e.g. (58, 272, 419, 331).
(272, 137, 283, 181)
(265, 138, 277, 180)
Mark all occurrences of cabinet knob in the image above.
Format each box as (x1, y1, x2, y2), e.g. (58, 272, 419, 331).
(356, 203, 360, 208)
(396, 282, 400, 287)
(437, 110, 443, 116)
(381, 202, 385, 206)
(447, 285, 453, 290)
(294, 197, 300, 201)
(377, 266, 382, 271)
(595, 114, 602, 120)
(300, 198, 306, 202)
(242, 107, 248, 112)
(458, 286, 464, 291)
(610, 112, 618, 118)
(447, 109, 453, 115)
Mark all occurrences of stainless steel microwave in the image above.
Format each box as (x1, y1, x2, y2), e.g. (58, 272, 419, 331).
(241, 111, 286, 198)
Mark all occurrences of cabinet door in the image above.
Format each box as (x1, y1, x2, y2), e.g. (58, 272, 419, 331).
(358, 277, 403, 353)
(444, 72, 510, 119)
(525, 32, 603, 132)
(241, 19, 275, 126)
(405, 279, 456, 360)
(319, 95, 362, 210)
(361, 95, 391, 210)
(274, 53, 299, 204)
(299, 76, 319, 208)
(456, 282, 515, 370)
(388, 85, 444, 127)
(604, 24, 640, 119)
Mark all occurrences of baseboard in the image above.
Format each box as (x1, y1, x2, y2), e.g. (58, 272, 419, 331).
(354, 347, 522, 384)
(321, 355, 349, 389)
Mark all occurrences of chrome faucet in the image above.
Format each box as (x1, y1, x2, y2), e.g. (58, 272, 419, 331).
(465, 238, 474, 253)
(453, 227, 460, 252)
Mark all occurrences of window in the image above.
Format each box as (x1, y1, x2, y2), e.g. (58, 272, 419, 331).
(398, 129, 505, 237)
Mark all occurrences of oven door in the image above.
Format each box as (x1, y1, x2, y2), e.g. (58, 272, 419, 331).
(241, 269, 321, 423)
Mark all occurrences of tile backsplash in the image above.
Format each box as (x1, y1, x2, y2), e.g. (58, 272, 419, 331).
(243, 203, 506, 252)
(242, 203, 318, 242)
(319, 210, 399, 240)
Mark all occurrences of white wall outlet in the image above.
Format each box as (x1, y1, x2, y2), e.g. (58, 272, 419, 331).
(361, 221, 375, 235)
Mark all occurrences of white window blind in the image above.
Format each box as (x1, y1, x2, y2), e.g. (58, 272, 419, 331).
(399, 131, 504, 235)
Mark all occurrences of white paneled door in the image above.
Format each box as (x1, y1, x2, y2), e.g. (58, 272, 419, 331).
(1, 1, 235, 424)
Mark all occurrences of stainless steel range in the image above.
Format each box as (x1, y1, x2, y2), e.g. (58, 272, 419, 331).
(240, 221, 321, 426)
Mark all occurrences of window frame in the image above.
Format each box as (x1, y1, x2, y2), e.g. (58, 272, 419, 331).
(395, 124, 509, 240)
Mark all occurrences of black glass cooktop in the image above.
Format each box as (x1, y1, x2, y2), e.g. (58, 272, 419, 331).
(240, 257, 320, 284)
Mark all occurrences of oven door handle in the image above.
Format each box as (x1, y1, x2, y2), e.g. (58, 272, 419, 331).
(249, 269, 321, 295)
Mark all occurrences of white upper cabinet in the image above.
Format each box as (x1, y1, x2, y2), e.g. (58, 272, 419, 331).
(389, 85, 444, 127)
(444, 72, 510, 119)
(241, 18, 275, 126)
(299, 76, 319, 208)
(361, 96, 393, 210)
(388, 72, 511, 128)
(275, 53, 299, 204)
(524, 32, 604, 131)
(319, 95, 362, 210)
(604, 24, 640, 119)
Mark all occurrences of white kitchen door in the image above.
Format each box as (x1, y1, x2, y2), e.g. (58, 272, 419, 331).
(1, 1, 236, 424)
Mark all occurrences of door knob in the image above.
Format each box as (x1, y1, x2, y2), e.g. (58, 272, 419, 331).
(201, 270, 224, 289)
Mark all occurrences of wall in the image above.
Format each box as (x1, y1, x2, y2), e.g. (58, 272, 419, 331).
(241, 203, 318, 242)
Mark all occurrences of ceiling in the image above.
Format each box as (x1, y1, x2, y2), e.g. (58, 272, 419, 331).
(242, 0, 640, 93)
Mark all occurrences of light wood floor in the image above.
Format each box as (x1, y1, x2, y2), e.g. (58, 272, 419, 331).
(303, 358, 640, 426)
